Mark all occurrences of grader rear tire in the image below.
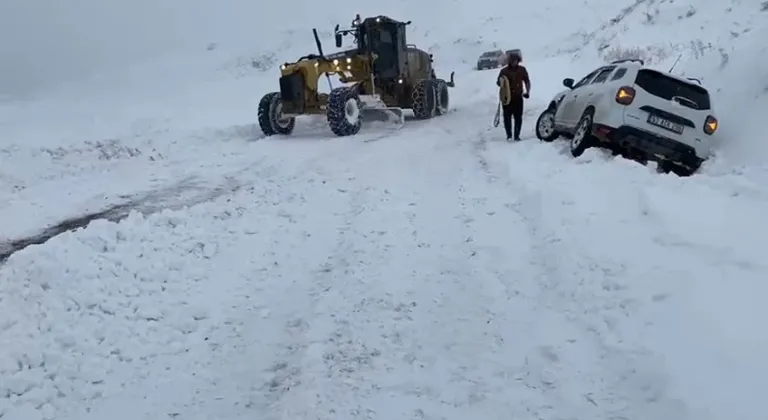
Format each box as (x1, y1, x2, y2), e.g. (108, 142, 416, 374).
(412, 79, 437, 120)
(435, 79, 449, 115)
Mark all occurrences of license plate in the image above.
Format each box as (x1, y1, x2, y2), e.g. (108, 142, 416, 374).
(647, 114, 684, 134)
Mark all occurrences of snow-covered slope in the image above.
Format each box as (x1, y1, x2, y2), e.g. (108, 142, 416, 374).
(2, 0, 767, 420)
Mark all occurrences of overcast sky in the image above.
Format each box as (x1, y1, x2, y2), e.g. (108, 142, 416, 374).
(0, 1, 432, 97)
(0, 0, 283, 95)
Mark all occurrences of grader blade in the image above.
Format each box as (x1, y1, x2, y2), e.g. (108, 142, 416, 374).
(359, 94, 405, 125)
(361, 108, 405, 124)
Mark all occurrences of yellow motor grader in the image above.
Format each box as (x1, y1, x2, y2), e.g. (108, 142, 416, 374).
(257, 14, 455, 137)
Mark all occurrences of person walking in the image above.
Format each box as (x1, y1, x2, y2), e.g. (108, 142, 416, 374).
(496, 51, 530, 140)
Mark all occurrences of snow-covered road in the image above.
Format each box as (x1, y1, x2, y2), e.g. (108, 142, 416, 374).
(4, 91, 766, 420)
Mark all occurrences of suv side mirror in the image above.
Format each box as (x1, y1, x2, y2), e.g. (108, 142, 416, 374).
(563, 78, 574, 89)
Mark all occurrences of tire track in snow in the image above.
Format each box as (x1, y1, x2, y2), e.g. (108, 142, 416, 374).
(246, 137, 467, 419)
(469, 129, 694, 419)
(0, 176, 243, 264)
(249, 126, 480, 417)
(308, 176, 519, 417)
(0, 151, 281, 265)
(263, 178, 390, 419)
(46, 154, 351, 420)
(189, 163, 361, 420)
(260, 119, 609, 418)
(464, 129, 619, 417)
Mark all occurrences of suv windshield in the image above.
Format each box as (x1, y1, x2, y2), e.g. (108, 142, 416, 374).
(481, 52, 498, 57)
(635, 69, 711, 110)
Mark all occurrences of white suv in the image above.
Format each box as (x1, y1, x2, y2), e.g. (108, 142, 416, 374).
(534, 59, 718, 175)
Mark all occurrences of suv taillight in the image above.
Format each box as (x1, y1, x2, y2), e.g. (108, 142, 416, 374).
(615, 86, 635, 105)
(704, 115, 718, 135)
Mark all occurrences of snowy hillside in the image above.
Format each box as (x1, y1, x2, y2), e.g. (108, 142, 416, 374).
(2, 0, 768, 419)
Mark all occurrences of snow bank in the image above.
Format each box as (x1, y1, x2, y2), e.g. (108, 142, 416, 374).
(0, 210, 226, 418)
(0, 146, 354, 419)
(699, 25, 768, 166)
(495, 140, 768, 420)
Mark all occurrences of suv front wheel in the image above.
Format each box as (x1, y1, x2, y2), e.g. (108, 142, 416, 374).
(535, 107, 559, 142)
(570, 110, 595, 157)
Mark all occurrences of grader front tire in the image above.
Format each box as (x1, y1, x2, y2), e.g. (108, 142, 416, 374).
(258, 92, 295, 136)
(327, 87, 363, 137)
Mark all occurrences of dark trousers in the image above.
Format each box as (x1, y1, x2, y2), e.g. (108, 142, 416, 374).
(502, 96, 524, 139)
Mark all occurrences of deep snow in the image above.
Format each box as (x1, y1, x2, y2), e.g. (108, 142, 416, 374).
(2, 0, 768, 419)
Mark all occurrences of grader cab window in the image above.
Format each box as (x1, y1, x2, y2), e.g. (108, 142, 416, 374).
(364, 21, 401, 79)
(405, 48, 431, 81)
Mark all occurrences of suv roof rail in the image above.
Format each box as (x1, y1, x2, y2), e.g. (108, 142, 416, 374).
(686, 77, 702, 85)
(610, 58, 644, 65)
